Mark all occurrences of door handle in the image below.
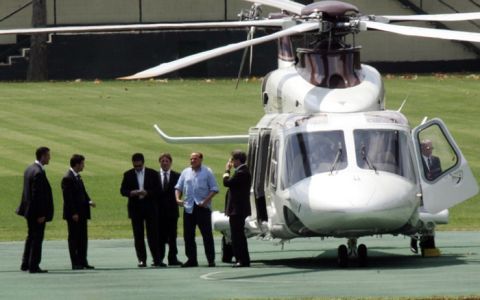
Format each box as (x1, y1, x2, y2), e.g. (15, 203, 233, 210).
(450, 170, 463, 184)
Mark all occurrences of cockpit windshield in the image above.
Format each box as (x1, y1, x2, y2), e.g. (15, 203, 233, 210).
(283, 130, 347, 188)
(354, 129, 416, 182)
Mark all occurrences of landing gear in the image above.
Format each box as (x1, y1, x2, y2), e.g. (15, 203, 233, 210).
(337, 239, 368, 267)
(411, 230, 440, 257)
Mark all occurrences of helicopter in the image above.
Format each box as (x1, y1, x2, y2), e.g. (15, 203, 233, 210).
(138, 0, 480, 266)
(2, 0, 479, 266)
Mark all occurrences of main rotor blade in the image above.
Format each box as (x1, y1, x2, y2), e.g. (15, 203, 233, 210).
(363, 20, 480, 43)
(0, 19, 284, 36)
(381, 12, 480, 22)
(120, 22, 319, 80)
(243, 0, 304, 15)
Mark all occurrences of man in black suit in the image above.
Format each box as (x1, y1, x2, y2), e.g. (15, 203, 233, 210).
(62, 154, 96, 270)
(421, 139, 442, 181)
(16, 146, 54, 273)
(120, 153, 164, 267)
(158, 153, 182, 266)
(411, 139, 443, 253)
(223, 150, 252, 267)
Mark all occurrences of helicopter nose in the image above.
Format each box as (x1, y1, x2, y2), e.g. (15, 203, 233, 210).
(288, 172, 418, 234)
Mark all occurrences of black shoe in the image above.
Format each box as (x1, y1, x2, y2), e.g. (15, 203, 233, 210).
(208, 261, 216, 267)
(232, 262, 250, 268)
(181, 261, 198, 268)
(151, 262, 167, 268)
(29, 268, 48, 273)
(168, 259, 183, 266)
(83, 264, 95, 269)
(72, 265, 84, 270)
(20, 264, 29, 272)
(138, 261, 147, 268)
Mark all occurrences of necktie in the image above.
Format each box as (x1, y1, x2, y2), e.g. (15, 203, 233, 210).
(428, 157, 432, 169)
(163, 172, 169, 190)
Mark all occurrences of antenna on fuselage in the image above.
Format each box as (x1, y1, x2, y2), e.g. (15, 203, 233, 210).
(397, 94, 409, 112)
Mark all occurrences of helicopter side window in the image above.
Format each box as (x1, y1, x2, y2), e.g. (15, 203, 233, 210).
(354, 129, 416, 182)
(269, 139, 279, 189)
(283, 130, 347, 188)
(247, 133, 258, 177)
(416, 124, 458, 182)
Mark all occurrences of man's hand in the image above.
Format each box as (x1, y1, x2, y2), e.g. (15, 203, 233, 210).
(37, 216, 46, 224)
(176, 199, 184, 207)
(90, 201, 96, 208)
(72, 214, 79, 222)
(198, 198, 210, 208)
(225, 159, 233, 171)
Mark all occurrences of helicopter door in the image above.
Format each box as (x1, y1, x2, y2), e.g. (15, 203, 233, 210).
(250, 128, 271, 222)
(412, 118, 479, 214)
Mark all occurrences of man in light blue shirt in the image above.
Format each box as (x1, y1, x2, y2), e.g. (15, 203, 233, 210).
(175, 152, 218, 267)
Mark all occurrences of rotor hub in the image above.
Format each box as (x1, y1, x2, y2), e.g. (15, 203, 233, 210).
(301, 1, 359, 18)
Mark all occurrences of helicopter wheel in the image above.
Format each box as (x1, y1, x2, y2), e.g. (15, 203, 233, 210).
(337, 244, 348, 268)
(357, 244, 368, 267)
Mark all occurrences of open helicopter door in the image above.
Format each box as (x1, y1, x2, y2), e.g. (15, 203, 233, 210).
(412, 119, 479, 214)
(247, 128, 271, 223)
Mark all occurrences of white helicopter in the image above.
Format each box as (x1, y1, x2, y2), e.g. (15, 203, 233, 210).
(2, 0, 479, 266)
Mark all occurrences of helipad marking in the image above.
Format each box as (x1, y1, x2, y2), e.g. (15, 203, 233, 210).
(200, 270, 297, 283)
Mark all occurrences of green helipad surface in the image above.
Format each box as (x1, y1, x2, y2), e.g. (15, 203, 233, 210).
(1, 232, 479, 299)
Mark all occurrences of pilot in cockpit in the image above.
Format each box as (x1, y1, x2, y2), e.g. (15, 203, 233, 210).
(310, 137, 337, 174)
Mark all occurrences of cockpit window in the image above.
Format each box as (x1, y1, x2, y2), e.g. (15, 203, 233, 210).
(283, 130, 347, 188)
(354, 129, 416, 182)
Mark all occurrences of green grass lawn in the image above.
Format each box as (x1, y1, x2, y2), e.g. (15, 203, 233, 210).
(0, 75, 479, 241)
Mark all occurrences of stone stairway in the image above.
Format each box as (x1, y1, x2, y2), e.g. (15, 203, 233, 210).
(396, 0, 480, 57)
(0, 34, 30, 80)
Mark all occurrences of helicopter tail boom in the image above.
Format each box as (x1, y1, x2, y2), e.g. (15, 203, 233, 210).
(153, 124, 249, 144)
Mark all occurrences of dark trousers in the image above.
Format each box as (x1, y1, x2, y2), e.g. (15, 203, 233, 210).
(229, 215, 250, 265)
(165, 216, 179, 262)
(131, 214, 161, 264)
(67, 218, 88, 266)
(183, 205, 215, 264)
(21, 218, 46, 270)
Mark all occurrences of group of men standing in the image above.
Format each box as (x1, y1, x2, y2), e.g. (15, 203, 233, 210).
(17, 147, 253, 273)
(120, 152, 181, 267)
(17, 147, 95, 273)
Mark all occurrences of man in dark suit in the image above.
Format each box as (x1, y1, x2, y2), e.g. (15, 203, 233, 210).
(62, 154, 96, 270)
(16, 146, 54, 273)
(120, 153, 164, 267)
(223, 150, 252, 267)
(158, 153, 182, 266)
(421, 139, 442, 181)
